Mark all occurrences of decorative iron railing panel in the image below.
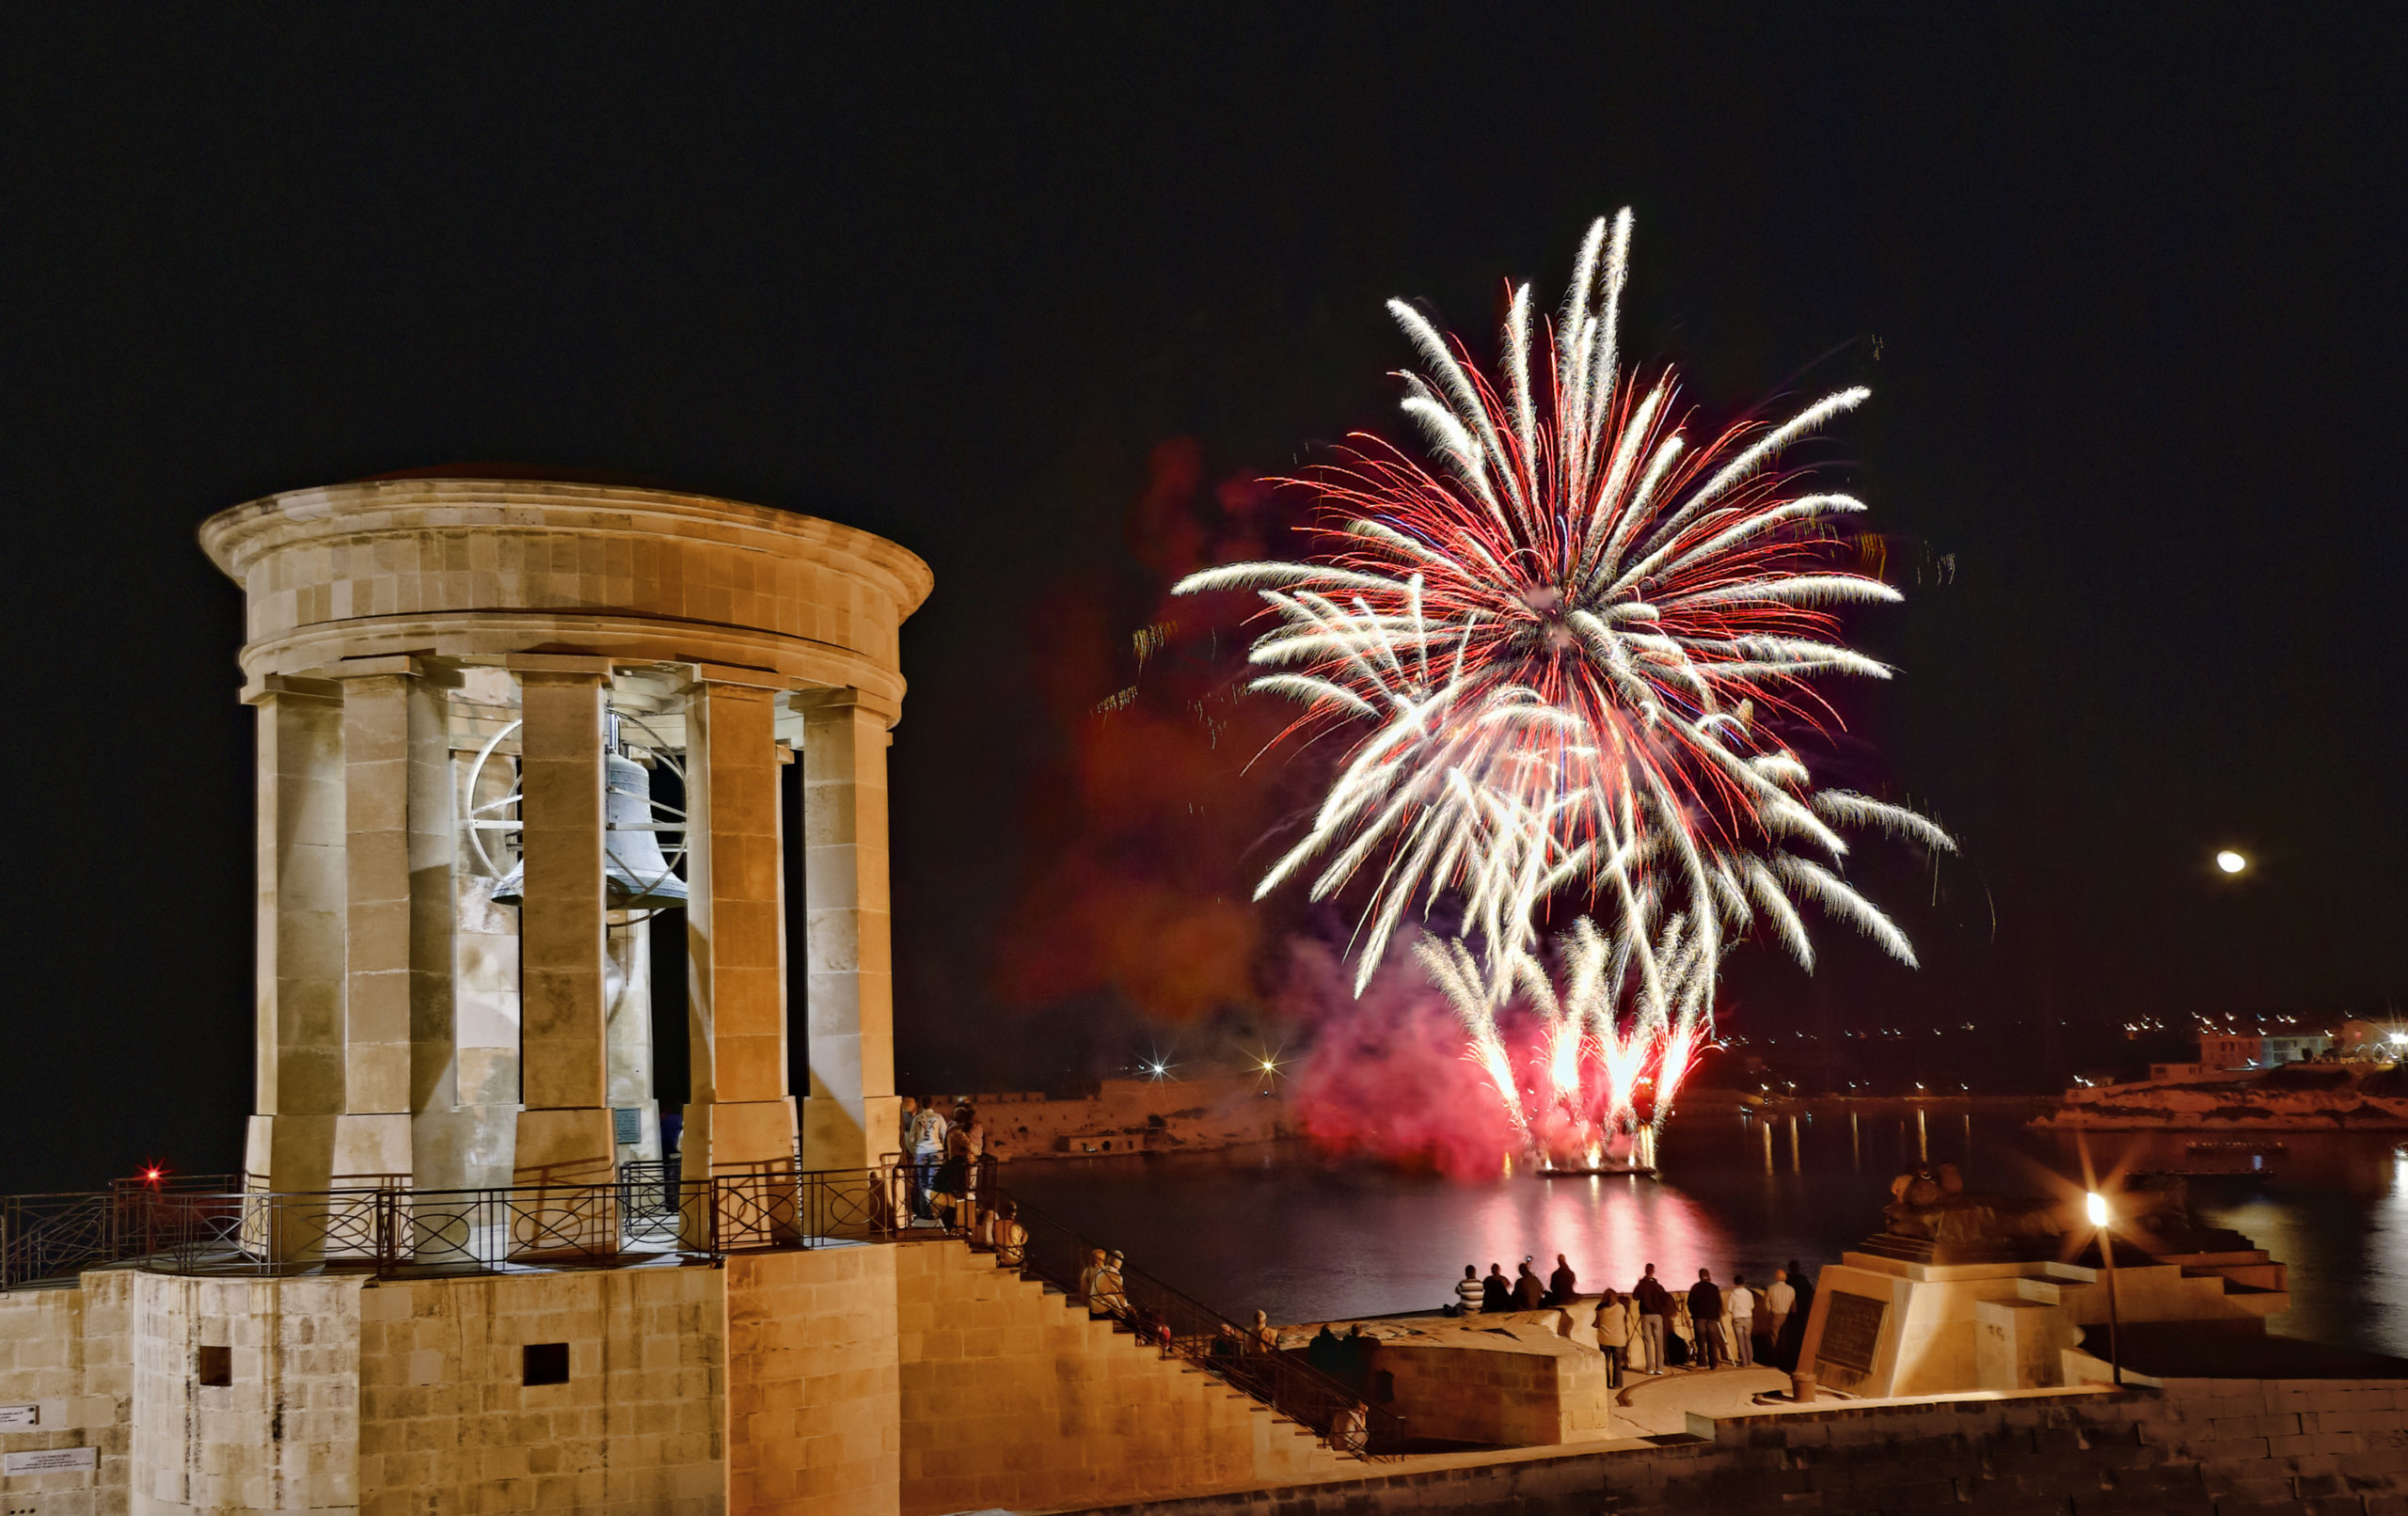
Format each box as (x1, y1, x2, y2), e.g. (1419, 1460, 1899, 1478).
(0, 1167, 907, 1289)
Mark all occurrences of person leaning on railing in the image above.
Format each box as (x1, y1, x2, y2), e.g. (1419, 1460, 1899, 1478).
(1330, 1399, 1369, 1456)
(989, 1199, 1026, 1267)
(1093, 1250, 1130, 1318)
(933, 1120, 973, 1232)
(1246, 1308, 1279, 1354)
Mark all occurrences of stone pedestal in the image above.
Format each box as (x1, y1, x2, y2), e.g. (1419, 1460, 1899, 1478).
(1799, 1239, 2291, 1398)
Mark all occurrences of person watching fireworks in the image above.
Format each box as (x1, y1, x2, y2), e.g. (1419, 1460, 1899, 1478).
(1688, 1270, 1727, 1370)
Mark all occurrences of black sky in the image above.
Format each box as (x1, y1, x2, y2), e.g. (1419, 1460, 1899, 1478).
(4, 8, 2402, 1190)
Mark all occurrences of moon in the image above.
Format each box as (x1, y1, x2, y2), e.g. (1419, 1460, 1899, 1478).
(2215, 849, 2248, 875)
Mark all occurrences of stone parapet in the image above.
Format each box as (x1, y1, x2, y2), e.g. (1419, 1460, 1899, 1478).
(1057, 1378, 2408, 1514)
(0, 1272, 132, 1516)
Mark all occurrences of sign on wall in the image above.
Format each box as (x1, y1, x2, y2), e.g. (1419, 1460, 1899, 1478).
(4, 1446, 96, 1475)
(0, 1405, 35, 1428)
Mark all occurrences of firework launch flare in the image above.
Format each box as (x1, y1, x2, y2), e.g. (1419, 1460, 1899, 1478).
(1178, 209, 1950, 1163)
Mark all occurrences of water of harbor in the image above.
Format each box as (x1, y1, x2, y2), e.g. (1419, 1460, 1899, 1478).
(995, 1104, 2408, 1359)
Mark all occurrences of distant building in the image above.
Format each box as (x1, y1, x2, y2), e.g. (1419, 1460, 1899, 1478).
(2259, 1033, 2334, 1066)
(2164, 1031, 2336, 1080)
(2338, 1020, 2406, 1060)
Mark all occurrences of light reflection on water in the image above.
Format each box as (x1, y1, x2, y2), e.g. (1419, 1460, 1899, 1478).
(998, 1108, 2408, 1357)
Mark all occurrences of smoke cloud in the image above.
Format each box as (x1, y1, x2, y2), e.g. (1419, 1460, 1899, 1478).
(990, 439, 1315, 1030)
(1276, 936, 1523, 1177)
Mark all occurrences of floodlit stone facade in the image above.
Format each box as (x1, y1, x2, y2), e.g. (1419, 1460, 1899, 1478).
(1798, 1244, 2287, 1398)
(197, 474, 934, 1202)
(0, 1240, 1346, 1515)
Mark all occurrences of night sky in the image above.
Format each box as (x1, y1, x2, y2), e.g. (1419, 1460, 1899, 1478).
(6, 10, 2402, 1190)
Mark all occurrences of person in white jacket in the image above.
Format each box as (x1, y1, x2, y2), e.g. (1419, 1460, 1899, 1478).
(1726, 1274, 1756, 1368)
(1762, 1269, 1797, 1365)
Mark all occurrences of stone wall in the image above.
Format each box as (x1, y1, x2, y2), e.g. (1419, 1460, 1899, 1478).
(894, 1241, 1337, 1514)
(1376, 1332, 1613, 1447)
(356, 1264, 724, 1515)
(131, 1271, 362, 1514)
(1067, 1378, 2408, 1515)
(7, 1240, 1374, 1516)
(0, 1274, 132, 1516)
(724, 1245, 902, 1516)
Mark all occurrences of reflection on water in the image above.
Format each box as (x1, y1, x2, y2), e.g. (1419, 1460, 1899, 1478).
(999, 1106, 2408, 1357)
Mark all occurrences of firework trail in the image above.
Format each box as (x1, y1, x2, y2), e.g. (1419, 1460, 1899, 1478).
(1179, 209, 1948, 1153)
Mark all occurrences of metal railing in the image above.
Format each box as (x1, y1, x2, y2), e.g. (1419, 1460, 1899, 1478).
(984, 1175, 1406, 1460)
(1, 1167, 901, 1289)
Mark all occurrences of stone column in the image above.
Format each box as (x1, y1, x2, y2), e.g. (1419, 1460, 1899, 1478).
(506, 655, 618, 1226)
(604, 917, 658, 1167)
(329, 665, 415, 1190)
(401, 667, 467, 1191)
(242, 677, 346, 1201)
(683, 672, 799, 1245)
(798, 688, 898, 1172)
(451, 724, 523, 1190)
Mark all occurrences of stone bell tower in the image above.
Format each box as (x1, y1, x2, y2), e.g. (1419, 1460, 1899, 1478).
(198, 471, 931, 1198)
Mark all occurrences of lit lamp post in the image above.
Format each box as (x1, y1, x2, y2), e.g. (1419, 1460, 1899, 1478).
(2086, 1190, 2121, 1385)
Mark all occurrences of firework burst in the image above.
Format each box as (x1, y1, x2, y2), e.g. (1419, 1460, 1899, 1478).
(1179, 209, 1948, 1157)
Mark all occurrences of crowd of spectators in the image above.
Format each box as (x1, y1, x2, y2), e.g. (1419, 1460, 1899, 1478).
(1444, 1254, 1817, 1378)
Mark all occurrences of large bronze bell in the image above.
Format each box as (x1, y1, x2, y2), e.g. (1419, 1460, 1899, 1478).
(489, 752, 689, 908)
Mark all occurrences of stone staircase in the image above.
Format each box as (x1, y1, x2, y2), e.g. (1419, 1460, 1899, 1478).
(895, 1239, 1342, 1515)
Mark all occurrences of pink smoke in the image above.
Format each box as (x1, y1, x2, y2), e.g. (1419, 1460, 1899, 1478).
(1279, 938, 1521, 1177)
(1282, 934, 1684, 1176)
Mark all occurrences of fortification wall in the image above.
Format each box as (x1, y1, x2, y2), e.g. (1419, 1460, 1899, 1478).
(131, 1272, 361, 1513)
(894, 1241, 1336, 1514)
(356, 1264, 726, 1516)
(974, 1079, 1287, 1161)
(724, 1246, 903, 1516)
(1069, 1378, 2408, 1515)
(0, 1273, 132, 1516)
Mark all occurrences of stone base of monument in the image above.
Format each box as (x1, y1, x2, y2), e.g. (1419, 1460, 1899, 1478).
(1797, 1228, 2289, 1398)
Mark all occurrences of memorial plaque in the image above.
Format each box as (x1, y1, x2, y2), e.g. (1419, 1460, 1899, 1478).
(1817, 1290, 1888, 1378)
(4, 1445, 96, 1475)
(613, 1108, 642, 1145)
(0, 1403, 34, 1427)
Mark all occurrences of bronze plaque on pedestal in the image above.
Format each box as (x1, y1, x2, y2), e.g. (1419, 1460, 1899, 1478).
(1817, 1290, 1888, 1390)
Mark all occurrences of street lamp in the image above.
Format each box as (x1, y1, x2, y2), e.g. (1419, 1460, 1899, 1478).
(2086, 1191, 2122, 1386)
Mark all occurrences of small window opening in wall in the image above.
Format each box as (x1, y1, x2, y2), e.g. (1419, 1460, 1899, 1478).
(522, 1343, 570, 1386)
(196, 1345, 231, 1387)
